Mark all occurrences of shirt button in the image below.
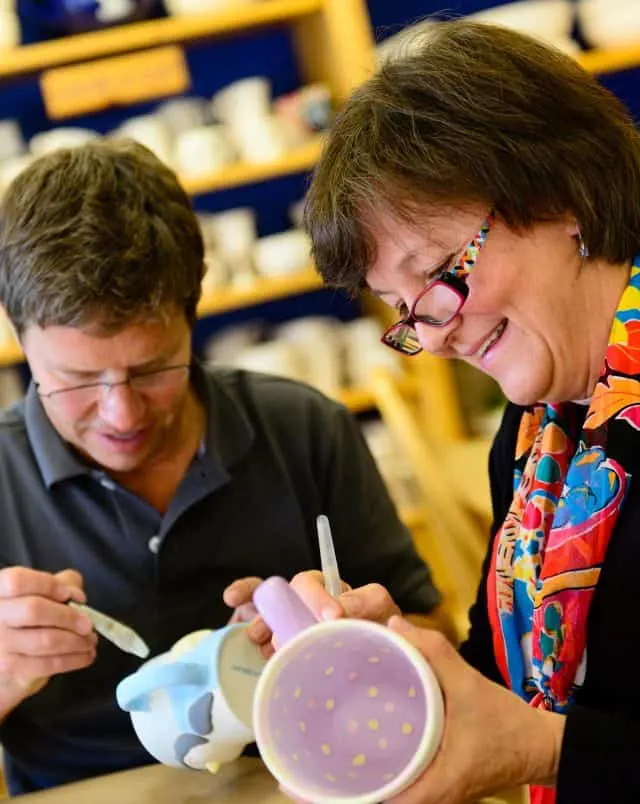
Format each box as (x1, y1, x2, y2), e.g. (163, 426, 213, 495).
(148, 535, 162, 554)
(100, 478, 116, 491)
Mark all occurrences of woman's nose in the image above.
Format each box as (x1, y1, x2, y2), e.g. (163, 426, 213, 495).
(414, 317, 459, 357)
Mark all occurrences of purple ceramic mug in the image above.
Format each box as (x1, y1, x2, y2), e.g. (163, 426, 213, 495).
(252, 577, 444, 804)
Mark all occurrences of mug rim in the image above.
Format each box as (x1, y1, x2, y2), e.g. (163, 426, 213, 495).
(253, 618, 444, 804)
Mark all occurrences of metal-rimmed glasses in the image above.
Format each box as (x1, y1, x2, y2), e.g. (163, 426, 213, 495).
(34, 363, 191, 407)
(380, 210, 495, 356)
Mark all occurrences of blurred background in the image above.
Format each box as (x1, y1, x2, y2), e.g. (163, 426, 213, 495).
(0, 0, 638, 632)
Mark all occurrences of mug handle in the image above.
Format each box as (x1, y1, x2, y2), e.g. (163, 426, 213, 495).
(253, 576, 318, 647)
(116, 662, 209, 712)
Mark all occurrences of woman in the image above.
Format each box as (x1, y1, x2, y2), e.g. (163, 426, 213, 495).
(302, 19, 640, 804)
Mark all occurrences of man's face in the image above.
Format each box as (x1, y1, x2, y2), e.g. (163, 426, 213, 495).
(22, 312, 194, 474)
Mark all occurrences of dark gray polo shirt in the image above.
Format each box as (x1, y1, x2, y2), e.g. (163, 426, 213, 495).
(0, 362, 440, 795)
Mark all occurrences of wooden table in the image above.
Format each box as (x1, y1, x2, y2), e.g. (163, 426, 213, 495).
(18, 758, 287, 803)
(14, 758, 527, 804)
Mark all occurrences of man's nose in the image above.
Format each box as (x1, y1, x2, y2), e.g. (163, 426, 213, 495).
(97, 382, 145, 429)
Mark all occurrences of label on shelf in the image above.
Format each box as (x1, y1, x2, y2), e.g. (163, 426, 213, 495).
(40, 45, 190, 120)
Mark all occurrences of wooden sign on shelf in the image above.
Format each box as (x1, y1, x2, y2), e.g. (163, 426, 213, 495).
(40, 45, 190, 120)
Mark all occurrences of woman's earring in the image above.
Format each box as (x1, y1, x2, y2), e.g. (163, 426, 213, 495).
(577, 228, 590, 259)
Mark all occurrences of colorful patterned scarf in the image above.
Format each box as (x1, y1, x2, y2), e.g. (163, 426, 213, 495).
(487, 258, 640, 804)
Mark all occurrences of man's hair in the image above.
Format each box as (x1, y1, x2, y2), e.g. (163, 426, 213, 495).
(305, 20, 640, 295)
(0, 138, 205, 336)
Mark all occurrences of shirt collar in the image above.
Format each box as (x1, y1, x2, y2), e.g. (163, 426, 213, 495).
(25, 360, 255, 489)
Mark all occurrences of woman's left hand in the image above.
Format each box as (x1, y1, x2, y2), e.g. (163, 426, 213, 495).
(383, 618, 565, 803)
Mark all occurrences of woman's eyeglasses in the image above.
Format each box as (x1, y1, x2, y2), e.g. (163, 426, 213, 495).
(381, 211, 495, 356)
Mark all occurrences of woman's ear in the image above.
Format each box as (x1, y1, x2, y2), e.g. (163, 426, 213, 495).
(563, 216, 581, 238)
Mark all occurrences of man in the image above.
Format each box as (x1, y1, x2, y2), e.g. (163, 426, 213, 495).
(0, 140, 444, 796)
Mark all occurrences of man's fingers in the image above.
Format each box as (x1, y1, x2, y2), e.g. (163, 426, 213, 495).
(0, 649, 96, 681)
(0, 596, 94, 635)
(223, 577, 264, 608)
(53, 570, 86, 604)
(5, 625, 97, 657)
(0, 567, 78, 603)
(247, 616, 271, 645)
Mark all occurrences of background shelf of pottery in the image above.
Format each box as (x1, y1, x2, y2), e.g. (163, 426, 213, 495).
(0, 0, 639, 530)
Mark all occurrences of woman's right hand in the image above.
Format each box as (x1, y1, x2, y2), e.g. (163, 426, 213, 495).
(0, 567, 97, 719)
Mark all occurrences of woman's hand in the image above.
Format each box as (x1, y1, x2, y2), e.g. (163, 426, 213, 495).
(223, 571, 400, 658)
(384, 618, 565, 804)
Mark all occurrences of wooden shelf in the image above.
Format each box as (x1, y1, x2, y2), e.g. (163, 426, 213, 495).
(338, 375, 417, 414)
(0, 269, 325, 368)
(0, 0, 324, 81)
(181, 137, 323, 195)
(399, 506, 425, 531)
(197, 267, 322, 316)
(578, 43, 640, 76)
(0, 339, 24, 368)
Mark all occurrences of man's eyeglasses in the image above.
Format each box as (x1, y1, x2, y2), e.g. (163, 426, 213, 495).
(381, 211, 495, 356)
(35, 364, 191, 407)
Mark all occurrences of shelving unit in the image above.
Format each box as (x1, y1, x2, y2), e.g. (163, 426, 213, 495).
(577, 43, 640, 75)
(180, 136, 323, 196)
(0, 0, 324, 80)
(1, 2, 640, 426)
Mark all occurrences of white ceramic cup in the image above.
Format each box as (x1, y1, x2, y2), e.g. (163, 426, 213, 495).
(29, 127, 99, 156)
(276, 317, 344, 396)
(233, 341, 308, 384)
(155, 97, 213, 138)
(174, 125, 236, 177)
(343, 317, 402, 388)
(253, 230, 311, 278)
(115, 115, 174, 166)
(208, 207, 257, 259)
(231, 114, 288, 163)
(252, 577, 444, 804)
(0, 10, 19, 50)
(211, 77, 272, 130)
(0, 119, 26, 163)
(116, 625, 267, 772)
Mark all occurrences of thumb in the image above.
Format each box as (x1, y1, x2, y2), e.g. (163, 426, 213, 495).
(53, 569, 86, 603)
(388, 615, 457, 679)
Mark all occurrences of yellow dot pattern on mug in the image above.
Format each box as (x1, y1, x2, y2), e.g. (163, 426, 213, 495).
(271, 638, 426, 794)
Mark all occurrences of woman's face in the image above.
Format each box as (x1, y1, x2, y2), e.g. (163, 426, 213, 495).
(366, 206, 627, 405)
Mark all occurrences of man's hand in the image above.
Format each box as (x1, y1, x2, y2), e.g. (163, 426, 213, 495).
(0, 567, 97, 719)
(384, 617, 565, 804)
(223, 571, 400, 658)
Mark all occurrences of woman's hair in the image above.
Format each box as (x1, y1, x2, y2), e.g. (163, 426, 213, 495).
(305, 20, 640, 295)
(0, 138, 205, 336)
